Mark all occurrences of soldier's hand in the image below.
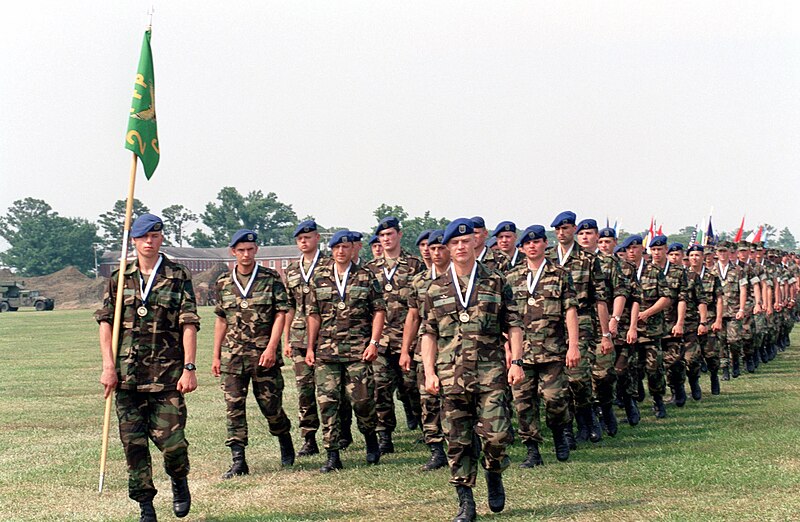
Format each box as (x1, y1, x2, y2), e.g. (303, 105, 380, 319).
(177, 371, 197, 394)
(698, 324, 708, 336)
(399, 351, 411, 372)
(638, 311, 649, 323)
(735, 310, 744, 320)
(507, 365, 524, 386)
(566, 345, 580, 368)
(305, 351, 315, 367)
(754, 303, 763, 315)
(609, 317, 619, 336)
(211, 357, 221, 377)
(712, 320, 722, 332)
(672, 323, 684, 337)
(100, 368, 117, 399)
(259, 348, 277, 369)
(283, 340, 292, 358)
(363, 345, 378, 362)
(425, 373, 440, 395)
(626, 327, 638, 344)
(601, 336, 613, 355)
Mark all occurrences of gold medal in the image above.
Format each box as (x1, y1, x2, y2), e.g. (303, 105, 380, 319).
(240, 300, 249, 309)
(137, 306, 148, 317)
(302, 285, 310, 294)
(337, 301, 346, 310)
(385, 283, 393, 292)
(459, 311, 470, 323)
(527, 296, 536, 306)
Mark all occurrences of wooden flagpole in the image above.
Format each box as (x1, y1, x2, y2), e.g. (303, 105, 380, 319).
(98, 152, 138, 494)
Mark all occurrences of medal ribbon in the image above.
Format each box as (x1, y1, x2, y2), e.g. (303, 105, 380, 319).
(557, 243, 574, 265)
(138, 254, 164, 306)
(526, 260, 547, 297)
(718, 260, 729, 281)
(449, 261, 478, 312)
(700, 266, 705, 279)
(233, 265, 259, 299)
(383, 262, 400, 287)
(478, 247, 487, 262)
(637, 258, 645, 281)
(334, 262, 352, 302)
(663, 260, 670, 276)
(430, 265, 437, 280)
(511, 249, 519, 266)
(299, 250, 320, 284)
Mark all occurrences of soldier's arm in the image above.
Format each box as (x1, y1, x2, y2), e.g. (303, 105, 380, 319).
(259, 312, 285, 369)
(176, 324, 198, 394)
(506, 326, 524, 385)
(753, 281, 763, 313)
(737, 281, 747, 319)
(305, 313, 320, 366)
(98, 321, 117, 398)
(365, 310, 385, 362)
(283, 308, 295, 357)
(673, 300, 687, 336)
(627, 301, 640, 344)
(400, 308, 420, 371)
(640, 296, 671, 321)
(421, 333, 439, 395)
(212, 316, 227, 377)
(565, 306, 580, 368)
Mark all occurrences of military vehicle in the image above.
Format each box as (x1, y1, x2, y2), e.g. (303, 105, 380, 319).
(0, 281, 55, 312)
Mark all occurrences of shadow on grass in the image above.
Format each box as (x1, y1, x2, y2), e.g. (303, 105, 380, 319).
(204, 508, 364, 521)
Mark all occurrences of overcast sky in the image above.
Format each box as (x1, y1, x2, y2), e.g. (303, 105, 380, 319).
(2, 1, 798, 247)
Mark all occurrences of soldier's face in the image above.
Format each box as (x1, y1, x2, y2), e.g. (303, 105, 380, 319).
(296, 232, 319, 254)
(231, 242, 258, 269)
(371, 242, 383, 258)
(351, 242, 362, 261)
(598, 237, 616, 255)
(332, 243, 353, 264)
(576, 229, 598, 250)
(379, 228, 401, 254)
(429, 244, 450, 268)
(704, 254, 715, 268)
(737, 250, 748, 263)
(496, 232, 516, 253)
(627, 244, 643, 262)
(667, 251, 682, 265)
(650, 246, 666, 264)
(554, 224, 575, 245)
(717, 249, 730, 263)
(522, 238, 547, 261)
(472, 228, 488, 250)
(133, 231, 163, 259)
(418, 239, 430, 261)
(689, 251, 703, 269)
(448, 236, 475, 265)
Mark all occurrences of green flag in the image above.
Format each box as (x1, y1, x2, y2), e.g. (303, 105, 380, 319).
(125, 29, 159, 179)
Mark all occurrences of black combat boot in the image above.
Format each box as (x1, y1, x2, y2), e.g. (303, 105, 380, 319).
(745, 354, 755, 373)
(674, 383, 687, 407)
(485, 471, 506, 513)
(278, 432, 295, 467)
(665, 386, 676, 406)
(403, 401, 420, 431)
(600, 403, 618, 436)
(453, 485, 476, 522)
(760, 344, 769, 364)
(624, 396, 641, 426)
(652, 395, 667, 419)
(689, 377, 702, 401)
(552, 425, 570, 462)
(170, 477, 191, 518)
(637, 379, 646, 402)
(319, 450, 343, 473)
(563, 423, 577, 450)
(365, 431, 381, 464)
(297, 434, 319, 457)
(586, 407, 602, 443)
(710, 371, 721, 395)
(575, 409, 590, 443)
(520, 441, 544, 468)
(732, 357, 741, 378)
(722, 367, 731, 381)
(339, 423, 353, 450)
(222, 444, 249, 479)
(138, 500, 157, 522)
(421, 441, 446, 471)
(378, 431, 395, 454)
(700, 358, 708, 373)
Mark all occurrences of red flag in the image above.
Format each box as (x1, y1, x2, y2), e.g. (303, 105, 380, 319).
(733, 216, 745, 243)
(753, 225, 763, 243)
(656, 224, 663, 236)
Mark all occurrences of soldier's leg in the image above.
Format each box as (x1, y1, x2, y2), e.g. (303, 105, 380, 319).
(683, 332, 702, 399)
(512, 364, 543, 445)
(540, 361, 571, 432)
(314, 362, 343, 451)
(728, 319, 744, 377)
(116, 390, 157, 502)
(566, 332, 594, 411)
(404, 359, 423, 426)
(662, 337, 685, 393)
(644, 340, 666, 397)
(292, 354, 319, 440)
(476, 386, 512, 475)
(344, 360, 378, 434)
(591, 343, 617, 408)
(373, 352, 398, 434)
(147, 390, 190, 481)
(718, 319, 730, 372)
(252, 365, 292, 435)
(221, 371, 250, 447)
(417, 361, 444, 444)
(443, 392, 479, 488)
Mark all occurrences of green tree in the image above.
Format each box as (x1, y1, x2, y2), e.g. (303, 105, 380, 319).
(777, 227, 797, 252)
(98, 199, 149, 250)
(371, 204, 449, 253)
(161, 204, 197, 247)
(0, 198, 100, 276)
(192, 187, 298, 247)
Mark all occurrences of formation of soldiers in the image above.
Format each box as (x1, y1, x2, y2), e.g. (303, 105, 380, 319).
(98, 212, 798, 522)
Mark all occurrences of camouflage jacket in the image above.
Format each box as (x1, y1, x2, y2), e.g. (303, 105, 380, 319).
(285, 252, 329, 356)
(636, 259, 671, 341)
(737, 260, 762, 308)
(506, 259, 578, 364)
(616, 259, 642, 336)
(597, 252, 631, 305)
(659, 262, 688, 334)
(710, 261, 746, 319)
(698, 267, 722, 324)
(214, 266, 289, 373)
(547, 243, 607, 333)
(407, 267, 439, 360)
(95, 256, 201, 392)
(478, 247, 510, 273)
(683, 268, 708, 328)
(504, 249, 525, 272)
(422, 263, 522, 395)
(306, 262, 386, 363)
(365, 249, 425, 353)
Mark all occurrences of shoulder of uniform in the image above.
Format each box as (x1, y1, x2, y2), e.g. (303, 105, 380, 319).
(258, 266, 282, 279)
(163, 258, 193, 279)
(215, 271, 232, 285)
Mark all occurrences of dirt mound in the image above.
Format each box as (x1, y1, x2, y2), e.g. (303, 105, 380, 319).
(22, 266, 106, 310)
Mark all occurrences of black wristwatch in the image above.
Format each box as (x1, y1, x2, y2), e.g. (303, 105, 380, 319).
(184, 363, 197, 371)
(510, 359, 524, 367)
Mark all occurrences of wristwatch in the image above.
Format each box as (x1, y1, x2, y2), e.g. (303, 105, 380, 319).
(602, 332, 613, 339)
(184, 363, 197, 371)
(611, 315, 621, 322)
(510, 359, 524, 367)
(369, 340, 380, 347)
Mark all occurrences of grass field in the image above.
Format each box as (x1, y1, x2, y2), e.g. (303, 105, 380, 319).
(1, 307, 799, 521)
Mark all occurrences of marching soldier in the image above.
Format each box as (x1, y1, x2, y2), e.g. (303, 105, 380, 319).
(735, 242, 764, 373)
(492, 221, 524, 270)
(416, 229, 433, 270)
(369, 234, 383, 259)
(96, 213, 199, 522)
(711, 241, 748, 380)
(348, 231, 365, 267)
(212, 229, 295, 478)
(305, 230, 386, 472)
(421, 218, 524, 522)
(472, 216, 509, 272)
(690, 244, 724, 395)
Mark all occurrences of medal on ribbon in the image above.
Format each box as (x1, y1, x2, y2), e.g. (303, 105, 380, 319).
(233, 265, 259, 309)
(137, 255, 163, 319)
(383, 262, 399, 292)
(526, 260, 546, 307)
(450, 261, 477, 324)
(299, 250, 320, 292)
(334, 262, 352, 312)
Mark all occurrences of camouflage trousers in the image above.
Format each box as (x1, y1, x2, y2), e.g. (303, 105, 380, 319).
(663, 336, 686, 388)
(314, 360, 377, 451)
(511, 361, 569, 444)
(292, 354, 320, 438)
(682, 330, 702, 381)
(442, 385, 512, 488)
(698, 333, 721, 373)
(741, 310, 754, 355)
(591, 341, 617, 407)
(634, 339, 666, 397)
(614, 342, 638, 399)
(374, 351, 421, 433)
(115, 389, 189, 502)
(416, 361, 444, 444)
(717, 318, 744, 369)
(753, 312, 768, 351)
(220, 365, 291, 447)
(565, 323, 594, 411)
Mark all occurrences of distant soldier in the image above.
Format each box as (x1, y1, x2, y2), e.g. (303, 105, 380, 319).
(348, 231, 365, 267)
(690, 244, 724, 395)
(96, 213, 199, 522)
(507, 225, 579, 467)
(736, 241, 764, 373)
(212, 229, 295, 479)
(369, 234, 383, 259)
(366, 216, 425, 453)
(472, 216, 509, 273)
(711, 241, 747, 380)
(492, 221, 524, 270)
(416, 229, 433, 270)
(657, 242, 691, 406)
(305, 231, 386, 472)
(421, 218, 524, 522)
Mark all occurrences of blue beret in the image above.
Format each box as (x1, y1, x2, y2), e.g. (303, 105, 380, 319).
(368, 234, 380, 246)
(293, 220, 317, 237)
(613, 245, 626, 254)
(576, 219, 598, 232)
(492, 221, 516, 237)
(485, 236, 497, 248)
(348, 231, 363, 242)
(667, 242, 684, 253)
(550, 211, 576, 228)
(470, 216, 486, 229)
(620, 235, 643, 248)
(687, 244, 704, 253)
(229, 229, 258, 247)
(599, 227, 616, 239)
(428, 229, 445, 246)
(415, 229, 433, 246)
(375, 216, 400, 234)
(517, 225, 547, 247)
(329, 230, 352, 248)
(443, 218, 474, 244)
(131, 213, 163, 238)
(649, 235, 668, 248)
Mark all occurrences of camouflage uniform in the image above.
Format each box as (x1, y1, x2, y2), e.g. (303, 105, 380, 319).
(506, 260, 576, 444)
(737, 259, 759, 359)
(660, 262, 689, 394)
(698, 267, 722, 373)
(477, 247, 510, 273)
(634, 260, 671, 398)
(95, 256, 200, 502)
(711, 261, 746, 370)
(681, 268, 708, 385)
(594, 252, 629, 407)
(306, 263, 386, 451)
(214, 266, 291, 447)
(365, 250, 425, 435)
(422, 263, 522, 487)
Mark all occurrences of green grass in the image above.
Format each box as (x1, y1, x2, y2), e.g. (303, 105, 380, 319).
(1, 307, 799, 521)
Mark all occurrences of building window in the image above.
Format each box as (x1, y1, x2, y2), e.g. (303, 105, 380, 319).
(269, 260, 275, 268)
(281, 259, 289, 269)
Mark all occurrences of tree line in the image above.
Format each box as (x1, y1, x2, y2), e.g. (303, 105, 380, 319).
(0, 188, 796, 276)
